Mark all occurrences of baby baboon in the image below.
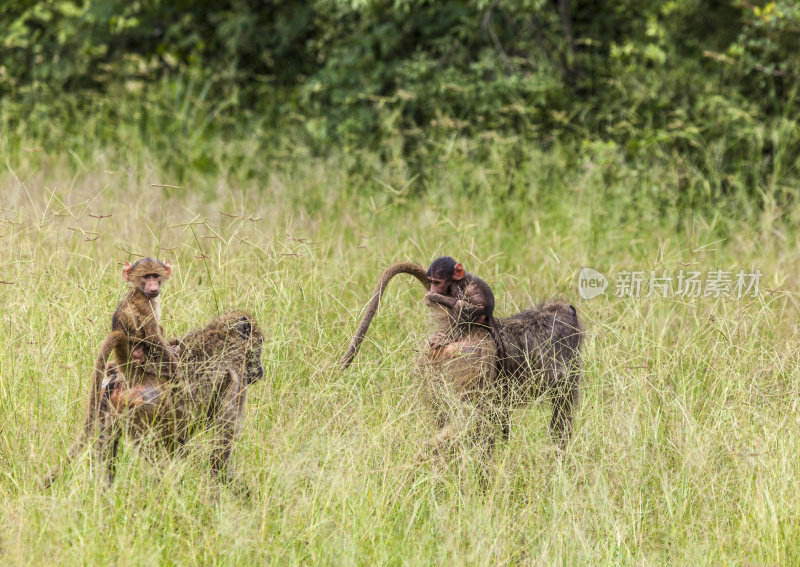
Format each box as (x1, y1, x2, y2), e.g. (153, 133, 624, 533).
(423, 256, 508, 361)
(44, 311, 265, 489)
(341, 260, 583, 461)
(425, 256, 495, 330)
(111, 257, 177, 380)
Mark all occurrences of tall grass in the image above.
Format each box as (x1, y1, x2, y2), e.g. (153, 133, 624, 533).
(1, 114, 800, 564)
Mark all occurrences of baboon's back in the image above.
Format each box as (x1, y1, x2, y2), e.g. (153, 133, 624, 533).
(495, 301, 582, 401)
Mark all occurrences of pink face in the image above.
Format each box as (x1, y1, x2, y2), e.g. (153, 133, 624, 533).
(122, 260, 171, 298)
(139, 273, 163, 298)
(428, 262, 464, 294)
(428, 277, 450, 295)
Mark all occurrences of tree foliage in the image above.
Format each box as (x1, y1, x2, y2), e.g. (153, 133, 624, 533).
(2, 1, 799, 206)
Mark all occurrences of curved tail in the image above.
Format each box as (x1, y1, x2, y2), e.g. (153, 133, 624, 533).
(84, 330, 127, 432)
(43, 330, 127, 488)
(340, 262, 430, 371)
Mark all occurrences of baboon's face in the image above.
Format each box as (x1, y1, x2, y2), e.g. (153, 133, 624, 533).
(123, 258, 172, 299)
(139, 272, 166, 298)
(428, 276, 450, 295)
(234, 317, 264, 384)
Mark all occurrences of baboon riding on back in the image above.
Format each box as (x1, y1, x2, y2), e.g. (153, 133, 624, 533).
(43, 257, 265, 491)
(340, 257, 583, 460)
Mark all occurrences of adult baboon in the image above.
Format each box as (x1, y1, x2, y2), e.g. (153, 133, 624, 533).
(44, 311, 265, 489)
(341, 261, 583, 460)
(421, 301, 582, 458)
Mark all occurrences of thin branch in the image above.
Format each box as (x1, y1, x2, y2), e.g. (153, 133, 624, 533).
(482, 0, 513, 73)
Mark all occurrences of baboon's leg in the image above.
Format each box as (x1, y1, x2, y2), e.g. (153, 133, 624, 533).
(492, 406, 511, 441)
(419, 391, 479, 462)
(420, 408, 499, 489)
(42, 444, 79, 489)
(103, 432, 121, 485)
(472, 417, 499, 489)
(420, 422, 461, 460)
(42, 374, 114, 488)
(418, 402, 499, 465)
(42, 418, 118, 488)
(209, 368, 250, 495)
(548, 373, 579, 448)
(43, 433, 86, 487)
(96, 389, 122, 484)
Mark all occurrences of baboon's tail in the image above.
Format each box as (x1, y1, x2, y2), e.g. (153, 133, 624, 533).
(84, 330, 126, 433)
(42, 331, 125, 489)
(340, 262, 430, 371)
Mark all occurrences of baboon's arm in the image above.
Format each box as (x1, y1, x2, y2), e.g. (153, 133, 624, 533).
(427, 281, 492, 325)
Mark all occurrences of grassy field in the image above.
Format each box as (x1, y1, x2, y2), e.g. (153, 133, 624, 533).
(1, 138, 799, 565)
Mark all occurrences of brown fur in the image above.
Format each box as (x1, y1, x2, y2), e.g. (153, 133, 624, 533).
(418, 327, 501, 463)
(341, 261, 584, 465)
(111, 257, 176, 381)
(421, 301, 583, 461)
(425, 256, 495, 330)
(43, 312, 265, 490)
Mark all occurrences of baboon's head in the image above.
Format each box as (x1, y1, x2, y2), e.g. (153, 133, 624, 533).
(426, 256, 464, 295)
(122, 257, 172, 299)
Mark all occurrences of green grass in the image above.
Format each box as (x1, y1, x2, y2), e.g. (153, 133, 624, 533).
(1, 134, 799, 565)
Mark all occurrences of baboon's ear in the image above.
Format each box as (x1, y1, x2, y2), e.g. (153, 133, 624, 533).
(453, 263, 465, 280)
(122, 262, 134, 282)
(235, 317, 252, 338)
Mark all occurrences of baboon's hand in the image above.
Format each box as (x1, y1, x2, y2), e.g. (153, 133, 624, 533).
(425, 292, 456, 308)
(427, 332, 450, 348)
(163, 356, 180, 380)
